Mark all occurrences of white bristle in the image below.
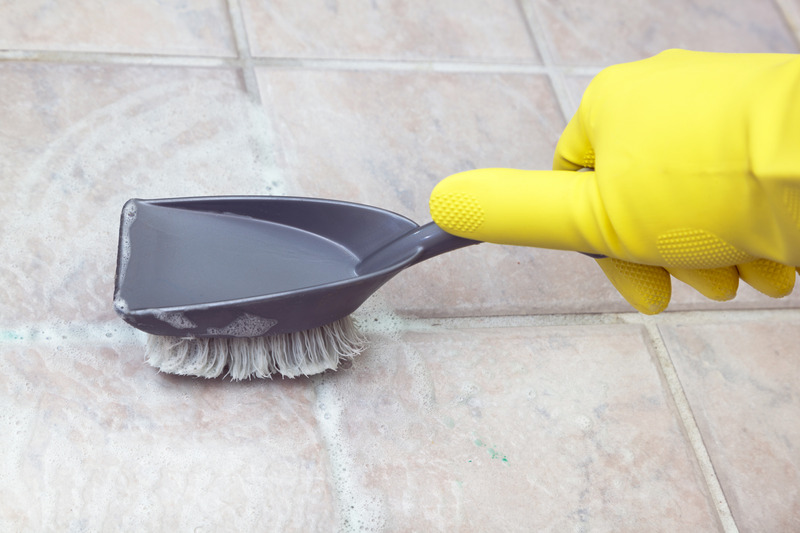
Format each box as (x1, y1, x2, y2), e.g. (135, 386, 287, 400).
(144, 316, 367, 379)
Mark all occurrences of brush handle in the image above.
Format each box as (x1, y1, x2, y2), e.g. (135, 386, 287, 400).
(356, 222, 479, 274)
(391, 222, 607, 265)
(356, 221, 605, 275)
(406, 222, 481, 266)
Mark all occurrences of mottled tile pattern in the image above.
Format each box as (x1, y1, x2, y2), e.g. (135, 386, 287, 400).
(527, 0, 799, 65)
(243, 0, 539, 61)
(0, 341, 335, 531)
(0, 0, 235, 56)
(783, 0, 800, 42)
(319, 324, 720, 530)
(256, 69, 563, 214)
(1, 0, 799, 531)
(661, 321, 800, 532)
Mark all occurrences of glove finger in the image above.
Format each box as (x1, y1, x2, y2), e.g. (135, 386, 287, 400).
(552, 112, 595, 171)
(595, 257, 671, 314)
(430, 168, 606, 254)
(737, 259, 796, 298)
(666, 266, 739, 301)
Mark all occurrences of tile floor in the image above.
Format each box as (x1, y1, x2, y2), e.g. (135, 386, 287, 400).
(1, 0, 799, 531)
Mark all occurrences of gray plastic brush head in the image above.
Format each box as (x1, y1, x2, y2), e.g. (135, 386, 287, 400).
(114, 196, 477, 379)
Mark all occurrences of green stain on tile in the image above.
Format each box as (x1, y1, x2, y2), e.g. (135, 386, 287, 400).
(472, 436, 508, 463)
(1, 331, 22, 341)
(487, 447, 508, 463)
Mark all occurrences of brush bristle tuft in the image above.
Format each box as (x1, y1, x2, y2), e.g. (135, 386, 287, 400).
(144, 316, 366, 379)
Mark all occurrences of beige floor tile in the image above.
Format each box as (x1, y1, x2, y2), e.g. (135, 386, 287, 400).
(0, 63, 289, 327)
(0, 0, 235, 56)
(562, 74, 594, 119)
(781, 0, 800, 42)
(313, 323, 721, 530)
(256, 68, 632, 316)
(256, 69, 563, 215)
(242, 0, 539, 61)
(0, 339, 335, 531)
(661, 319, 800, 531)
(528, 0, 798, 65)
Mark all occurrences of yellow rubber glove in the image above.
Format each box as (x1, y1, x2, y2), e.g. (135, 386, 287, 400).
(430, 50, 800, 313)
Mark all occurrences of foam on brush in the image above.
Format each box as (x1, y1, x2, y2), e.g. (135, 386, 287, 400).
(144, 316, 366, 379)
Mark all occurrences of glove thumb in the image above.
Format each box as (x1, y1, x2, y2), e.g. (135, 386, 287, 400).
(430, 168, 605, 254)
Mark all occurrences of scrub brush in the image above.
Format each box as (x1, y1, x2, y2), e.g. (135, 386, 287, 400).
(114, 195, 476, 381)
(143, 317, 366, 380)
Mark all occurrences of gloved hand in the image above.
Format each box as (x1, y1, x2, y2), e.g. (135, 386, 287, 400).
(430, 49, 800, 313)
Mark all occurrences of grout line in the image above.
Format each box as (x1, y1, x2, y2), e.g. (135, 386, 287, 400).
(391, 307, 800, 332)
(515, 0, 557, 66)
(515, 0, 577, 121)
(311, 373, 388, 530)
(0, 49, 237, 68)
(4, 308, 797, 345)
(0, 323, 144, 345)
(224, 0, 261, 103)
(252, 56, 550, 74)
(0, 48, 603, 77)
(774, 0, 800, 48)
(641, 319, 739, 533)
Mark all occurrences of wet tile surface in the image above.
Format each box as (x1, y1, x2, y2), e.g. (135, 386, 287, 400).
(661, 320, 800, 532)
(2, 0, 800, 530)
(0, 341, 335, 530)
(317, 323, 720, 531)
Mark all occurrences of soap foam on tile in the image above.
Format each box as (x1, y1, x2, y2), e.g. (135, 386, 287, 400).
(307, 295, 411, 530)
(313, 376, 388, 531)
(310, 295, 443, 530)
(354, 295, 438, 413)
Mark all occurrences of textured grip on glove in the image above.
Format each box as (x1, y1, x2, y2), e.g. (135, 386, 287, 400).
(595, 258, 671, 314)
(656, 229, 756, 269)
(429, 192, 485, 234)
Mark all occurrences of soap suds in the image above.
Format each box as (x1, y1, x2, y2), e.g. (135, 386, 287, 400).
(207, 313, 277, 337)
(313, 374, 388, 532)
(115, 200, 137, 291)
(353, 295, 438, 412)
(309, 294, 444, 530)
(153, 311, 197, 330)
